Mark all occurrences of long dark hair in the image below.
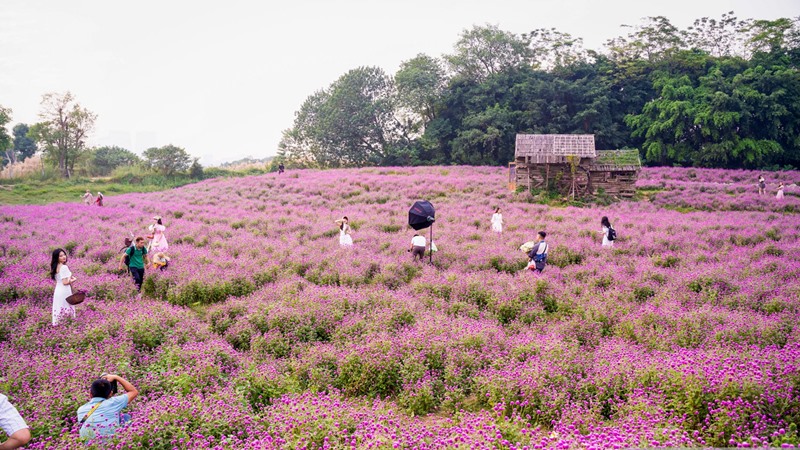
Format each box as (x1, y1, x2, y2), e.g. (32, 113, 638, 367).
(601, 216, 611, 228)
(50, 248, 65, 280)
(339, 216, 348, 230)
(156, 218, 163, 225)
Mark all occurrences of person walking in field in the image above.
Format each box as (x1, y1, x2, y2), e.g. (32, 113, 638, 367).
(335, 216, 353, 247)
(147, 216, 169, 253)
(409, 233, 426, 261)
(95, 192, 104, 206)
(119, 237, 150, 293)
(777, 182, 785, 199)
(0, 394, 31, 450)
(600, 216, 616, 247)
(51, 248, 77, 325)
(758, 175, 766, 195)
(82, 190, 94, 206)
(526, 231, 548, 273)
(278, 163, 285, 174)
(491, 208, 504, 233)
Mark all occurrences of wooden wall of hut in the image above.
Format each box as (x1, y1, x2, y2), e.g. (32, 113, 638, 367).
(588, 170, 638, 197)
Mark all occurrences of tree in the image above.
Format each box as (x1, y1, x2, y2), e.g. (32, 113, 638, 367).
(89, 146, 141, 175)
(0, 106, 12, 167)
(12, 124, 36, 162)
(395, 54, 447, 124)
(283, 67, 398, 168)
(189, 158, 204, 179)
(527, 28, 589, 69)
(143, 144, 192, 176)
(445, 24, 532, 82)
(685, 12, 749, 58)
(30, 92, 97, 178)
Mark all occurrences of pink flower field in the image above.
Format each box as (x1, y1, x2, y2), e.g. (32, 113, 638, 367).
(1, 166, 800, 449)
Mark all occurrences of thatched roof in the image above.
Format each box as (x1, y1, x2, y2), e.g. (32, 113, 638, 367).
(515, 134, 596, 158)
(590, 149, 642, 172)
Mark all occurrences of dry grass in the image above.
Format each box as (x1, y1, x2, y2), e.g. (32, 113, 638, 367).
(0, 154, 45, 179)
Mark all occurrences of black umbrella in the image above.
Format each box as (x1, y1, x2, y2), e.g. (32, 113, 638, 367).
(408, 201, 435, 263)
(408, 200, 435, 230)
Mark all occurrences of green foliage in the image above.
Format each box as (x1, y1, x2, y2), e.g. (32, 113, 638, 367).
(88, 146, 141, 176)
(144, 144, 193, 176)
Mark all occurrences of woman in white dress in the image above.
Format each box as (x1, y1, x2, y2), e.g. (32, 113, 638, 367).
(148, 216, 169, 252)
(601, 216, 614, 247)
(50, 248, 76, 325)
(335, 216, 353, 246)
(491, 208, 504, 233)
(777, 183, 785, 199)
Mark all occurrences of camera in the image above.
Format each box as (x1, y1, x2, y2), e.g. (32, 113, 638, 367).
(100, 373, 118, 395)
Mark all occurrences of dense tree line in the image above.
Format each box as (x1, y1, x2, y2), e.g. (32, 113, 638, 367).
(279, 13, 800, 170)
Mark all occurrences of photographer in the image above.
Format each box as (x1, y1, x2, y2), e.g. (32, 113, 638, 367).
(76, 374, 138, 440)
(0, 394, 30, 450)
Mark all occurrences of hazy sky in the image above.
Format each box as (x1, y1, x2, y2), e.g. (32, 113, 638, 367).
(1, 0, 798, 165)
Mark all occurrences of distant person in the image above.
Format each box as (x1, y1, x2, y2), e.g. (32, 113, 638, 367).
(50, 248, 77, 325)
(151, 252, 170, 271)
(526, 231, 548, 273)
(76, 374, 138, 441)
(95, 192, 104, 206)
(758, 175, 766, 195)
(147, 216, 168, 253)
(278, 163, 285, 174)
(119, 237, 149, 293)
(600, 216, 616, 247)
(409, 233, 426, 261)
(335, 216, 353, 247)
(777, 182, 785, 200)
(491, 208, 504, 233)
(82, 190, 94, 206)
(0, 394, 31, 450)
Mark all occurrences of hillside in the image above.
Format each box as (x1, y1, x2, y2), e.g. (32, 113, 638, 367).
(1, 166, 799, 448)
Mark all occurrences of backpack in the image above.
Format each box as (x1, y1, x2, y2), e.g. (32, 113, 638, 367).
(531, 243, 548, 262)
(607, 227, 617, 241)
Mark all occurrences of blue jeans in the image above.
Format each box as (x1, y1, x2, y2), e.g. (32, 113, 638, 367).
(129, 267, 144, 291)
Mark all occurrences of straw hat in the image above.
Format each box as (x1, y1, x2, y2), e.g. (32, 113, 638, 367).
(153, 215, 162, 220)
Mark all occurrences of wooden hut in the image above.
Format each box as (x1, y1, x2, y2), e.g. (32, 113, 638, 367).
(512, 134, 640, 197)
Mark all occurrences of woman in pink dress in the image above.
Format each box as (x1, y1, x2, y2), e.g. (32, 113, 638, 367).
(148, 216, 169, 252)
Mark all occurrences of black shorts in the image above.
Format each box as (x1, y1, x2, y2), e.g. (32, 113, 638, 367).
(411, 246, 425, 259)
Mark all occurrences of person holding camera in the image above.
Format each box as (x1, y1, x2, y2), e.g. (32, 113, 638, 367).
(0, 394, 30, 450)
(76, 374, 138, 440)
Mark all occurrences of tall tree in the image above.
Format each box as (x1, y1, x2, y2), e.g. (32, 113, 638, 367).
(30, 92, 97, 178)
(394, 54, 447, 124)
(685, 12, 749, 58)
(446, 24, 532, 82)
(12, 124, 37, 162)
(527, 28, 588, 69)
(283, 67, 397, 168)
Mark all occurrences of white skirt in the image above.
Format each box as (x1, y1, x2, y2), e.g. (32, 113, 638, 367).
(491, 222, 502, 233)
(339, 234, 353, 246)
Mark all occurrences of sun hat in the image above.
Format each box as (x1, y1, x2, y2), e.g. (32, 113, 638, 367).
(153, 215, 162, 220)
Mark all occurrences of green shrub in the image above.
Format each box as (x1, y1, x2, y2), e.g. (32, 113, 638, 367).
(653, 255, 680, 268)
(633, 286, 656, 303)
(549, 248, 584, 268)
(389, 310, 416, 330)
(379, 224, 402, 233)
